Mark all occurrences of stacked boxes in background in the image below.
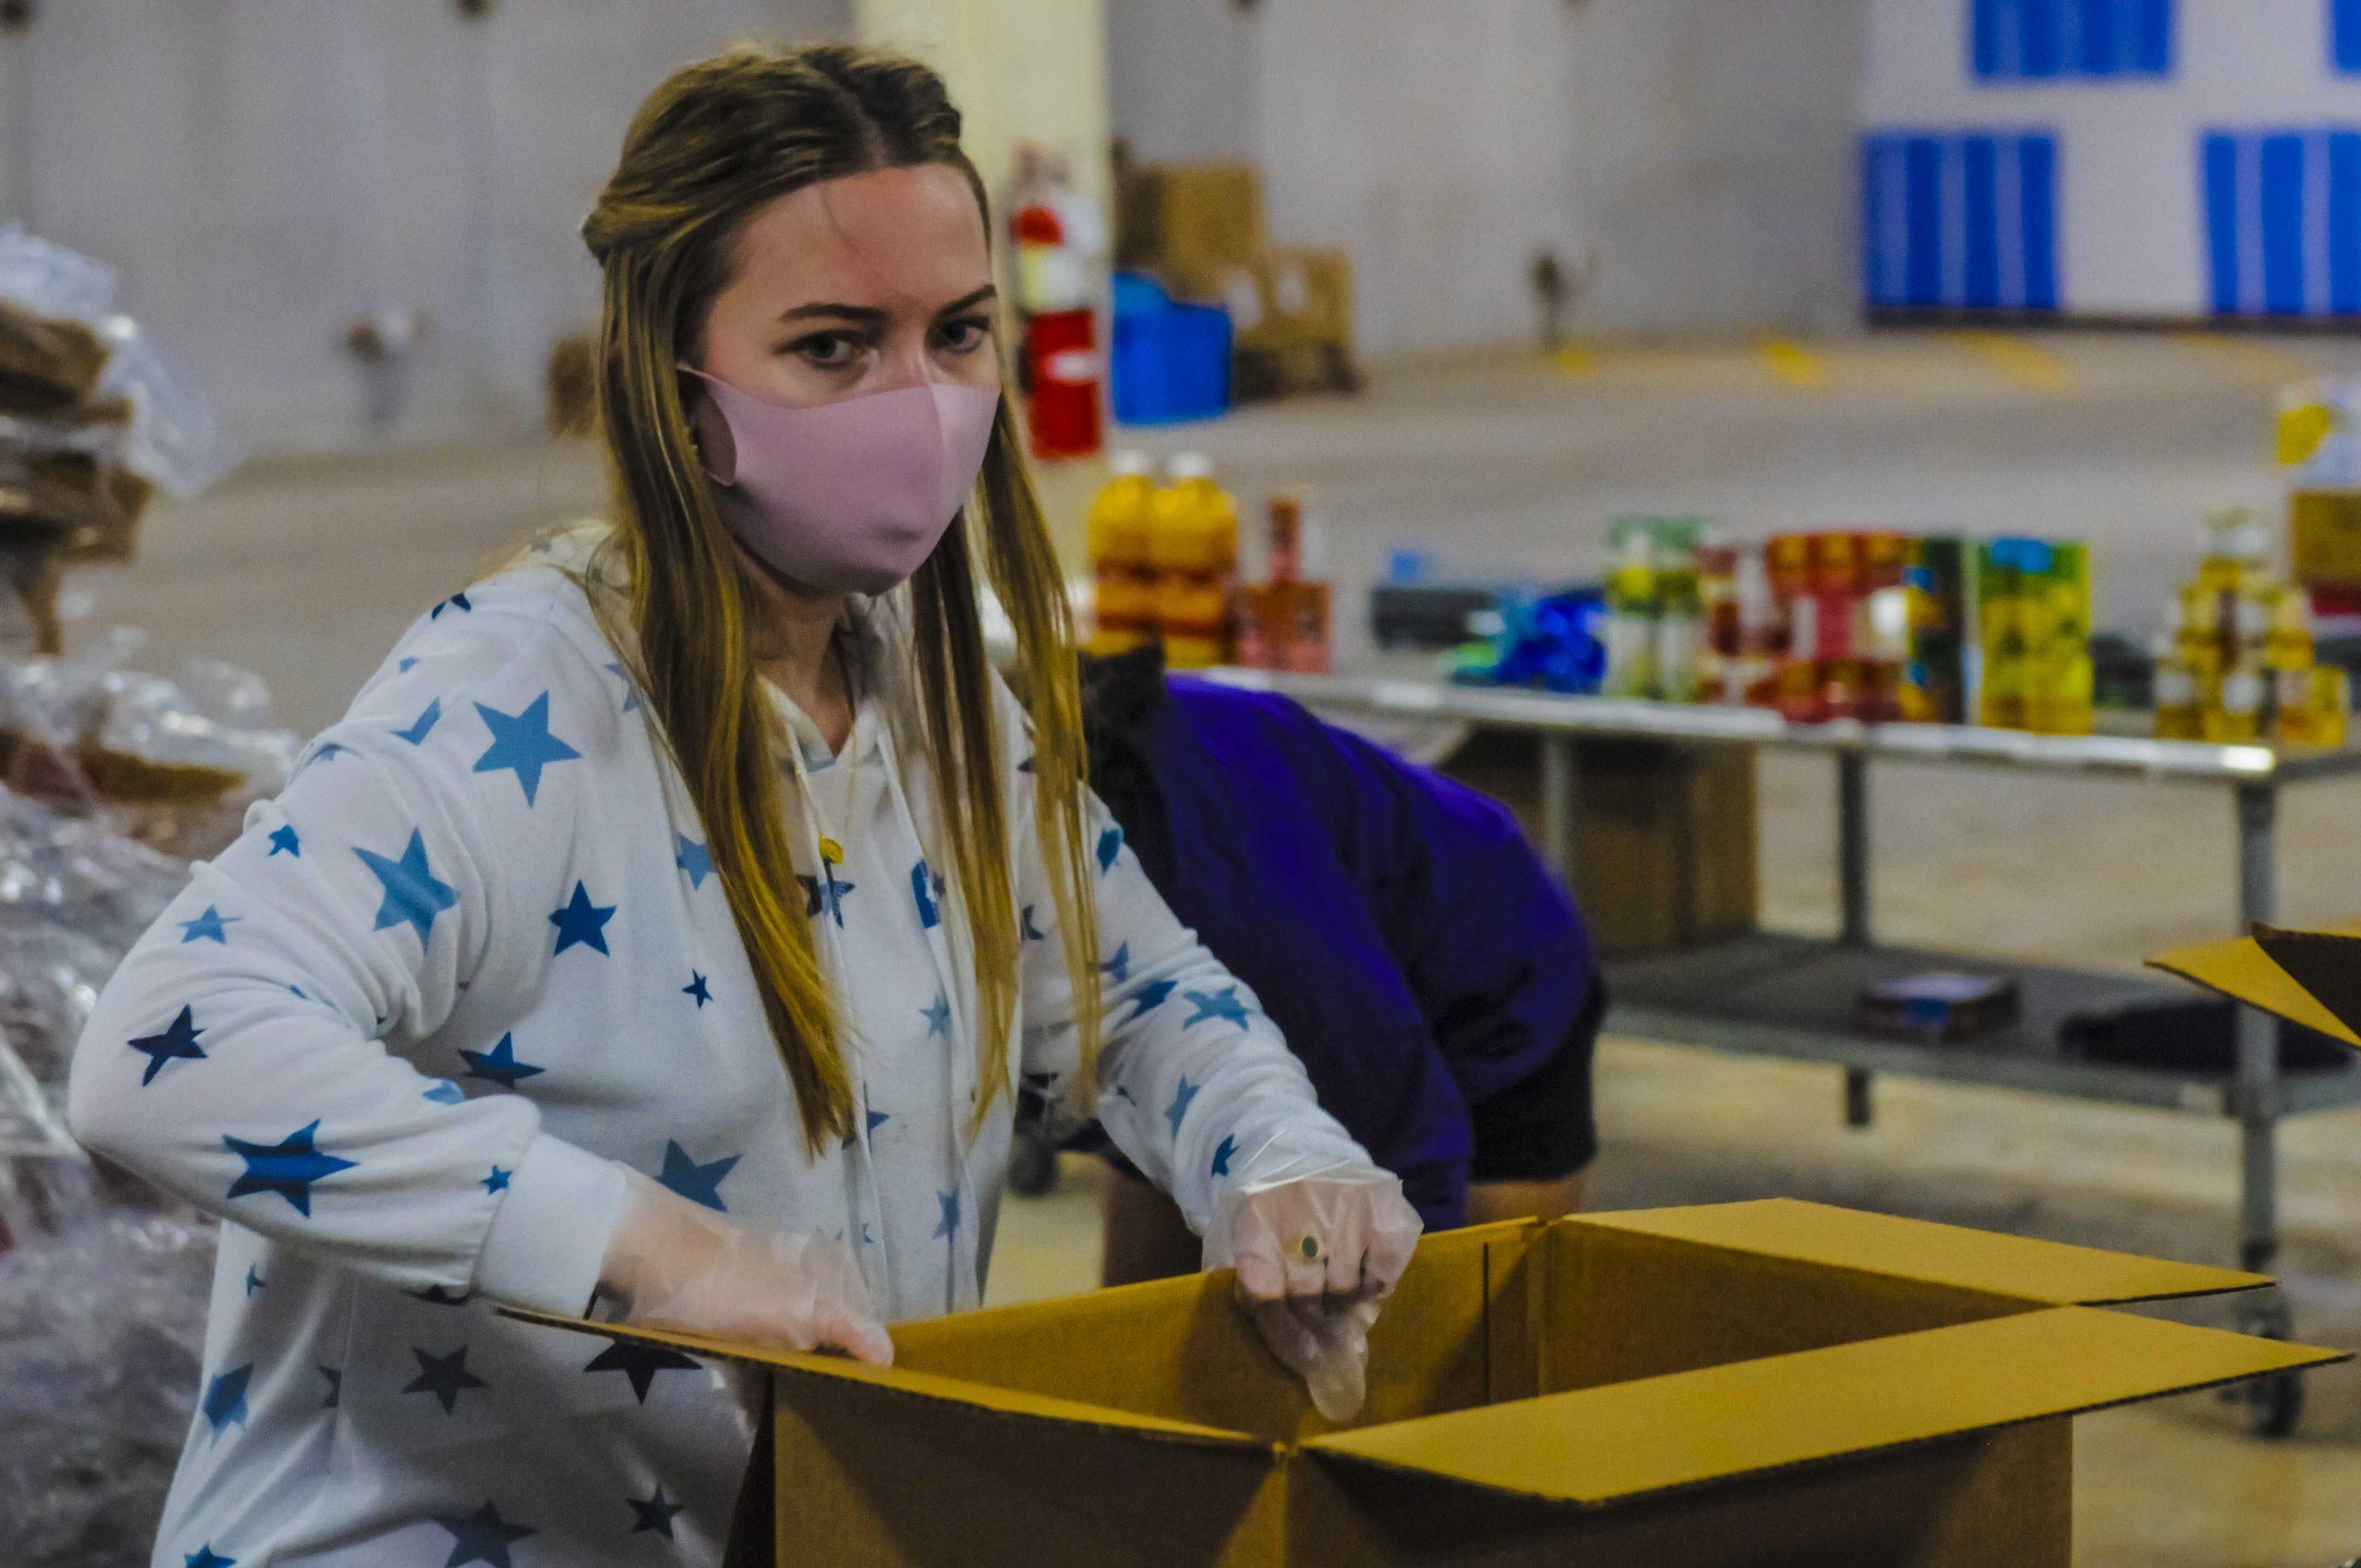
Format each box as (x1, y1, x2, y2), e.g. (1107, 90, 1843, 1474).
(1115, 163, 1264, 284)
(1975, 538, 2094, 736)
(2154, 508, 2346, 746)
(1114, 161, 1358, 401)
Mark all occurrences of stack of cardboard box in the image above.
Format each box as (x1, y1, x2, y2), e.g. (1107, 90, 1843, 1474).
(1116, 161, 1357, 399)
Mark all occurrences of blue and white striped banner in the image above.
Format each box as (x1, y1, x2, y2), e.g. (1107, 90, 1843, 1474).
(1972, 0, 2173, 82)
(2201, 129, 2361, 316)
(2337, 0, 2361, 74)
(1862, 131, 2061, 311)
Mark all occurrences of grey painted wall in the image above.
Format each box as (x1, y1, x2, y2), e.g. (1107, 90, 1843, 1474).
(1, 0, 850, 457)
(1105, 0, 1259, 165)
(1106, 0, 1864, 353)
(1569, 0, 1864, 338)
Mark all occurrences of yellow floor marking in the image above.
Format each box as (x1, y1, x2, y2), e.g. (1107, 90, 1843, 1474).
(1949, 329, 2077, 392)
(1550, 342, 1597, 377)
(2174, 331, 2319, 386)
(1758, 336, 1827, 389)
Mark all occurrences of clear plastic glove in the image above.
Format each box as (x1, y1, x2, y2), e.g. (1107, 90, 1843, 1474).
(1203, 1167, 1423, 1421)
(595, 1168, 893, 1365)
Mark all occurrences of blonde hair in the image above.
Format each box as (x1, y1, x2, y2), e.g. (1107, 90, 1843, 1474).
(577, 42, 1099, 1156)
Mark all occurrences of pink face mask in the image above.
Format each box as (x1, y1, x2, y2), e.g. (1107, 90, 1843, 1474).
(681, 366, 1001, 597)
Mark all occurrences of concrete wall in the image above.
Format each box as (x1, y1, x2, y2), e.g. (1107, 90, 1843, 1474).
(0, 0, 848, 458)
(1861, 0, 2361, 318)
(1104, 0, 1259, 167)
(1570, 0, 1866, 337)
(1105, 0, 1865, 354)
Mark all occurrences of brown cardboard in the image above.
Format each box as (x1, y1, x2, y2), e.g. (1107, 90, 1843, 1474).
(1441, 730, 1759, 957)
(1241, 247, 1354, 357)
(2150, 923, 2361, 1048)
(505, 1201, 2340, 1566)
(1117, 162, 1267, 280)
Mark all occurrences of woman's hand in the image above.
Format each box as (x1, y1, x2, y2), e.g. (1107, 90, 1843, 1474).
(597, 1169, 894, 1365)
(1203, 1167, 1423, 1421)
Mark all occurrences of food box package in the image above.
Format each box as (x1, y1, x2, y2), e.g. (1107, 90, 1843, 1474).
(510, 1199, 2337, 1568)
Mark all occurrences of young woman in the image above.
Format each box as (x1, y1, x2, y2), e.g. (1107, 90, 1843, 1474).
(67, 43, 1416, 1567)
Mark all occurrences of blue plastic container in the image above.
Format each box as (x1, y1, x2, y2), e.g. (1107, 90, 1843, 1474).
(1110, 271, 1232, 425)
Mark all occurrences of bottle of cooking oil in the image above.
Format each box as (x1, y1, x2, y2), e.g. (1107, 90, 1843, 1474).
(1085, 451, 1158, 654)
(1150, 453, 1239, 668)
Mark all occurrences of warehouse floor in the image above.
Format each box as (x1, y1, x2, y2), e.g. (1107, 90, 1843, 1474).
(84, 330, 2361, 1566)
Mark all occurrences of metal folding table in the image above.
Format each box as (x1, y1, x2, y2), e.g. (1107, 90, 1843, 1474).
(1212, 670, 2361, 1432)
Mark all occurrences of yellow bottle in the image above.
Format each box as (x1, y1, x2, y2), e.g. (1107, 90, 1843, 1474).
(1150, 453, 1239, 668)
(1086, 451, 1158, 655)
(2153, 651, 2201, 740)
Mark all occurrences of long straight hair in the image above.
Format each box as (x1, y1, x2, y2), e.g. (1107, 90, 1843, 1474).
(577, 42, 1100, 1156)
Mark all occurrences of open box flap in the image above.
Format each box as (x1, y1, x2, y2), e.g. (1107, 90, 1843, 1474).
(1303, 1305, 2344, 1507)
(2149, 927, 2361, 1048)
(1562, 1198, 2269, 1305)
(497, 1306, 1271, 1452)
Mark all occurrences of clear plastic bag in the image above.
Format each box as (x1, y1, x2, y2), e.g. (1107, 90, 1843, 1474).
(0, 223, 231, 499)
(0, 1202, 215, 1567)
(0, 767, 212, 1559)
(0, 631, 298, 855)
(0, 785, 187, 1143)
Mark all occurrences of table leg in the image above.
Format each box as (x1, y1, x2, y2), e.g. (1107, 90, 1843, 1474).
(1838, 751, 1874, 1126)
(1838, 752, 1871, 945)
(1541, 733, 1577, 886)
(2235, 781, 2280, 1277)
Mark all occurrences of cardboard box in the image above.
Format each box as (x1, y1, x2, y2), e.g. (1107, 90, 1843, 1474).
(2151, 922, 2361, 1048)
(1117, 163, 1266, 281)
(1245, 247, 1354, 355)
(1164, 249, 1354, 358)
(509, 1200, 2336, 1567)
(1442, 731, 1759, 958)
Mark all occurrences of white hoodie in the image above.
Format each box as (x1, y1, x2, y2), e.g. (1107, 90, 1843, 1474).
(67, 535, 1367, 1566)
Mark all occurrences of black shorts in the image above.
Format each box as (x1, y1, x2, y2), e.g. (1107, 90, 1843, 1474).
(1070, 980, 1604, 1189)
(1465, 980, 1602, 1184)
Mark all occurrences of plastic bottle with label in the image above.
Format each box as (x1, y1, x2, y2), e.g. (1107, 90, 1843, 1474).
(1151, 453, 1240, 668)
(1086, 451, 1159, 654)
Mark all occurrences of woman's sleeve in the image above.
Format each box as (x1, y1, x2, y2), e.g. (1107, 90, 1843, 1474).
(1018, 787, 1370, 1234)
(66, 611, 628, 1314)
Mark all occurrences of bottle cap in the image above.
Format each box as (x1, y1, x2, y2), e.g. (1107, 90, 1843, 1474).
(1110, 450, 1152, 478)
(1169, 452, 1214, 482)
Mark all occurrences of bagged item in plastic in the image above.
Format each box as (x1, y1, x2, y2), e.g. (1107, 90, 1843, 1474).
(0, 1202, 215, 1568)
(0, 298, 111, 417)
(0, 631, 297, 854)
(0, 785, 187, 1138)
(0, 448, 153, 565)
(0, 224, 231, 500)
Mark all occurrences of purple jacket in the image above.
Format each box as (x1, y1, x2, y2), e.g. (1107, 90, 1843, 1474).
(1084, 659, 1598, 1229)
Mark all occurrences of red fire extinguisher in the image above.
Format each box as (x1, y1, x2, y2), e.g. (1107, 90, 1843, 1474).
(1010, 154, 1104, 461)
